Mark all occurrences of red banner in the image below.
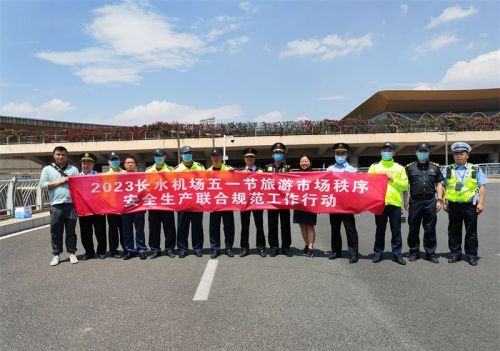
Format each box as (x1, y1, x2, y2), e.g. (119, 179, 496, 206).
(68, 171, 388, 216)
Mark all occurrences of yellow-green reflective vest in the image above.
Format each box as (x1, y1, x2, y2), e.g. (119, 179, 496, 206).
(174, 161, 205, 172)
(444, 163, 478, 203)
(107, 167, 126, 174)
(207, 164, 233, 171)
(368, 159, 409, 208)
(146, 163, 174, 172)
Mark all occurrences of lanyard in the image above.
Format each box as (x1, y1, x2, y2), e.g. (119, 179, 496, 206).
(455, 168, 467, 183)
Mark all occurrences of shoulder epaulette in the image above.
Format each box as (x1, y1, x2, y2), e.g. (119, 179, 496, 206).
(371, 162, 379, 166)
(405, 162, 415, 168)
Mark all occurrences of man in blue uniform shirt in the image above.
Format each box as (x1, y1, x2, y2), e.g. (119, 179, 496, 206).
(326, 143, 359, 263)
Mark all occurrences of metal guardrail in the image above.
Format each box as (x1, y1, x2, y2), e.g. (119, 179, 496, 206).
(0, 177, 49, 218)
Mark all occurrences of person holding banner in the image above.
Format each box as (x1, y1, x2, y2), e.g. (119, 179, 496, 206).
(293, 155, 317, 259)
(326, 143, 359, 263)
(121, 156, 148, 260)
(145, 149, 176, 259)
(239, 148, 266, 258)
(175, 146, 206, 258)
(39, 146, 80, 266)
(78, 152, 107, 260)
(368, 142, 409, 265)
(207, 148, 235, 258)
(266, 142, 292, 257)
(442, 142, 487, 266)
(106, 152, 126, 258)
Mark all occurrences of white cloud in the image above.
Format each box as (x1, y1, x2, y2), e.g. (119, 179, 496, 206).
(412, 50, 500, 90)
(239, 2, 258, 15)
(414, 33, 458, 55)
(36, 1, 235, 84)
(113, 100, 242, 125)
(426, 5, 478, 29)
(295, 115, 310, 121)
(280, 33, 373, 61)
(253, 111, 284, 123)
(318, 95, 346, 101)
(400, 4, 408, 14)
(0, 98, 75, 118)
(227, 36, 249, 54)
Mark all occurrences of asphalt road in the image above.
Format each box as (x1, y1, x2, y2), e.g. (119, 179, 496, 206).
(1, 185, 499, 351)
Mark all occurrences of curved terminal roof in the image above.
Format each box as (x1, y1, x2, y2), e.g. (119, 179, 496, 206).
(342, 88, 500, 121)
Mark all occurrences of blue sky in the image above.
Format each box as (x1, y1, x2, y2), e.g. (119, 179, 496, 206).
(1, 0, 499, 126)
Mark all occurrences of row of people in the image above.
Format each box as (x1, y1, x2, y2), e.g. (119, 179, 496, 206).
(39, 140, 487, 266)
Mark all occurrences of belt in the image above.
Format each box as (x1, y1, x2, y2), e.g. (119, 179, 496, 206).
(410, 194, 435, 201)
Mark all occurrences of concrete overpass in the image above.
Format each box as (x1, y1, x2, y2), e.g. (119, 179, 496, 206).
(1, 130, 499, 172)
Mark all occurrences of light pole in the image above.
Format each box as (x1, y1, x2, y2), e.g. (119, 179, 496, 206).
(223, 135, 234, 162)
(171, 130, 186, 164)
(439, 129, 454, 166)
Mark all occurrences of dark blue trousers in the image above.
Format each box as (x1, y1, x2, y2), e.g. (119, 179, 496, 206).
(107, 214, 124, 253)
(122, 211, 147, 253)
(148, 210, 176, 252)
(374, 205, 402, 258)
(176, 211, 204, 252)
(209, 211, 235, 250)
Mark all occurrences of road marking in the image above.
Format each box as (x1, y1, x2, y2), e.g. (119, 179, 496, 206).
(193, 259, 219, 301)
(0, 225, 49, 241)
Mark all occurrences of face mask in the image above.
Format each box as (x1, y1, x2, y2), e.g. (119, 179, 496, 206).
(381, 152, 393, 161)
(154, 157, 164, 164)
(182, 154, 193, 162)
(273, 153, 284, 161)
(417, 152, 429, 161)
(110, 160, 120, 168)
(335, 156, 347, 164)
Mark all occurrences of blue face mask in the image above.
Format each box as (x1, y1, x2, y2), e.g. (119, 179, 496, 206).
(381, 152, 393, 161)
(417, 152, 429, 161)
(154, 157, 164, 164)
(335, 156, 347, 164)
(273, 153, 284, 161)
(182, 154, 193, 162)
(110, 160, 120, 168)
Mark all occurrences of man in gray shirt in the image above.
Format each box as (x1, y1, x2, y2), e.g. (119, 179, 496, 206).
(39, 146, 80, 266)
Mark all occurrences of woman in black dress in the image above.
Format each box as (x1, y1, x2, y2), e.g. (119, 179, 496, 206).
(293, 155, 317, 258)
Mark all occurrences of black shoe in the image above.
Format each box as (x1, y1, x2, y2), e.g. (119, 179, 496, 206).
(282, 249, 293, 257)
(349, 255, 359, 264)
(258, 248, 267, 257)
(110, 251, 122, 259)
(269, 248, 279, 257)
(178, 250, 187, 258)
(165, 249, 176, 258)
(464, 256, 478, 266)
(194, 250, 203, 257)
(305, 248, 313, 259)
(123, 252, 134, 260)
(393, 256, 406, 265)
(81, 253, 94, 261)
(139, 252, 147, 260)
(425, 254, 439, 264)
(98, 254, 106, 259)
(150, 251, 162, 259)
(408, 253, 420, 262)
(329, 252, 340, 260)
(303, 246, 308, 254)
(210, 250, 220, 259)
(225, 249, 235, 257)
(372, 255, 383, 263)
(240, 248, 249, 257)
(448, 255, 462, 263)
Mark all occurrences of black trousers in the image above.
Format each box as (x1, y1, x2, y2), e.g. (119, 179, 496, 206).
(107, 214, 124, 253)
(268, 209, 291, 250)
(329, 214, 359, 257)
(177, 211, 204, 252)
(374, 205, 402, 258)
(209, 211, 235, 250)
(50, 203, 77, 255)
(240, 210, 266, 249)
(148, 210, 176, 252)
(407, 198, 437, 255)
(79, 214, 107, 256)
(448, 202, 478, 259)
